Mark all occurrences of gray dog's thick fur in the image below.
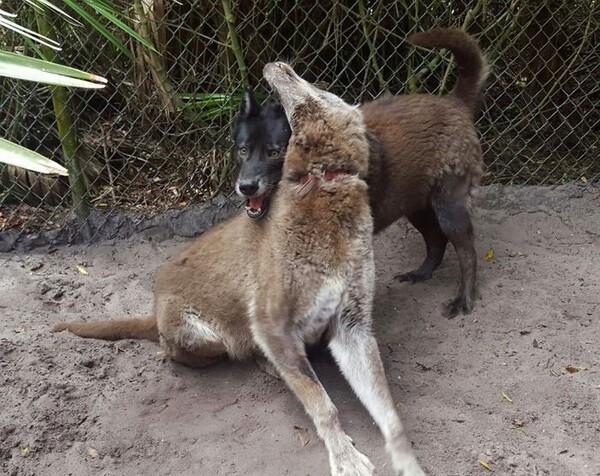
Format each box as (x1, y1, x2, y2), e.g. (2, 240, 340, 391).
(234, 28, 487, 317)
(52, 62, 426, 475)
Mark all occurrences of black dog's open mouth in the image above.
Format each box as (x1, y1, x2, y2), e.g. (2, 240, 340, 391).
(245, 194, 270, 219)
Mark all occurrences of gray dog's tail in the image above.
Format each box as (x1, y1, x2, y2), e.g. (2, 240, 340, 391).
(50, 315, 159, 342)
(408, 28, 487, 114)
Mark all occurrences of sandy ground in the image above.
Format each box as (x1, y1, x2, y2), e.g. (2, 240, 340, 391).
(1, 185, 599, 476)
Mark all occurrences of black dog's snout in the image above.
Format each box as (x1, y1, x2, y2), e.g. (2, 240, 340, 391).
(238, 180, 259, 196)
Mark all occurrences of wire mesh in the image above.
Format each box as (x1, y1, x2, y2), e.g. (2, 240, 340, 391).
(0, 0, 598, 239)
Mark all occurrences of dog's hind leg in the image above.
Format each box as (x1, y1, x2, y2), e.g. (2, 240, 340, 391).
(157, 294, 228, 368)
(432, 175, 478, 318)
(253, 324, 375, 476)
(395, 206, 448, 283)
(329, 317, 426, 476)
(162, 339, 227, 368)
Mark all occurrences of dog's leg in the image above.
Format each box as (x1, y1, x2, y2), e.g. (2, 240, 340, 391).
(164, 343, 226, 368)
(329, 318, 426, 476)
(254, 354, 281, 379)
(433, 189, 477, 318)
(157, 294, 228, 368)
(395, 207, 448, 283)
(254, 325, 375, 476)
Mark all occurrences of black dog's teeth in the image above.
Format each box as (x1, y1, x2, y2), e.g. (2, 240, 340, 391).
(244, 196, 270, 219)
(247, 208, 262, 218)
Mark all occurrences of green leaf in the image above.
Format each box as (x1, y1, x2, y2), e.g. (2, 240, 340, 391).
(0, 7, 18, 17)
(0, 138, 69, 176)
(23, 0, 83, 27)
(0, 51, 107, 88)
(0, 14, 61, 50)
(81, 0, 158, 52)
(0, 50, 107, 83)
(61, 0, 134, 59)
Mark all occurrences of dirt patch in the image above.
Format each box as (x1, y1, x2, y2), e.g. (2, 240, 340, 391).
(1, 185, 599, 476)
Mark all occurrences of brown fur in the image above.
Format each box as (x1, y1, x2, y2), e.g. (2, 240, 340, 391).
(233, 28, 486, 316)
(52, 63, 426, 476)
(51, 316, 158, 341)
(360, 27, 486, 316)
(409, 28, 485, 113)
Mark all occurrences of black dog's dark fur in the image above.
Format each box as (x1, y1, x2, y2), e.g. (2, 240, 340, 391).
(232, 91, 291, 219)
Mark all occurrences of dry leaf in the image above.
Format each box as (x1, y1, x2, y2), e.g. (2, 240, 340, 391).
(21, 447, 29, 455)
(480, 460, 492, 471)
(501, 391, 513, 403)
(483, 250, 494, 261)
(581, 176, 588, 184)
(512, 418, 526, 427)
(87, 447, 98, 458)
(565, 365, 586, 374)
(416, 361, 432, 372)
(293, 425, 310, 446)
(76, 265, 89, 275)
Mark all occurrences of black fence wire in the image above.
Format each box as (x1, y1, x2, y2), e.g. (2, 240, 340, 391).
(0, 0, 598, 240)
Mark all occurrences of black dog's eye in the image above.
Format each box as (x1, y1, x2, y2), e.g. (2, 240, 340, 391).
(239, 146, 248, 156)
(268, 149, 279, 159)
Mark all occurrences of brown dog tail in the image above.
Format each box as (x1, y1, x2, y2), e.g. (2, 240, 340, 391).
(408, 28, 487, 114)
(50, 316, 158, 342)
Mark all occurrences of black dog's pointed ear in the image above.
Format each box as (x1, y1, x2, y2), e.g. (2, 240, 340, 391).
(240, 89, 261, 117)
(273, 103, 291, 134)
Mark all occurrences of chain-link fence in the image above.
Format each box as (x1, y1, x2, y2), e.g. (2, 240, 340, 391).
(0, 0, 598, 242)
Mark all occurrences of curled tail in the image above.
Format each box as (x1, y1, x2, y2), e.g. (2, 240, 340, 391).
(408, 27, 487, 114)
(51, 316, 158, 342)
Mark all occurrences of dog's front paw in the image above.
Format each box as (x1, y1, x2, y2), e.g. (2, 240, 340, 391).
(391, 456, 427, 476)
(254, 356, 281, 379)
(394, 270, 432, 283)
(329, 437, 375, 476)
(444, 295, 473, 318)
(386, 434, 427, 476)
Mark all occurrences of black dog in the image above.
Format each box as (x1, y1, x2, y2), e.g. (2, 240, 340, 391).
(232, 89, 291, 219)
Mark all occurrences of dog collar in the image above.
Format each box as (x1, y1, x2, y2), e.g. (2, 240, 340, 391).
(299, 169, 348, 184)
(296, 169, 349, 198)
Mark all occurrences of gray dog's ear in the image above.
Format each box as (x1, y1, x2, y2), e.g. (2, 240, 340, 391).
(240, 89, 261, 117)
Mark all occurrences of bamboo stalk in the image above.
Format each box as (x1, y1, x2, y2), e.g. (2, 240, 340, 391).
(494, 1, 594, 141)
(216, 6, 234, 93)
(133, 0, 182, 117)
(406, 61, 418, 94)
(488, 0, 523, 61)
(220, 0, 248, 88)
(537, 10, 593, 108)
(358, 0, 387, 92)
(438, 0, 485, 95)
(35, 10, 90, 218)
